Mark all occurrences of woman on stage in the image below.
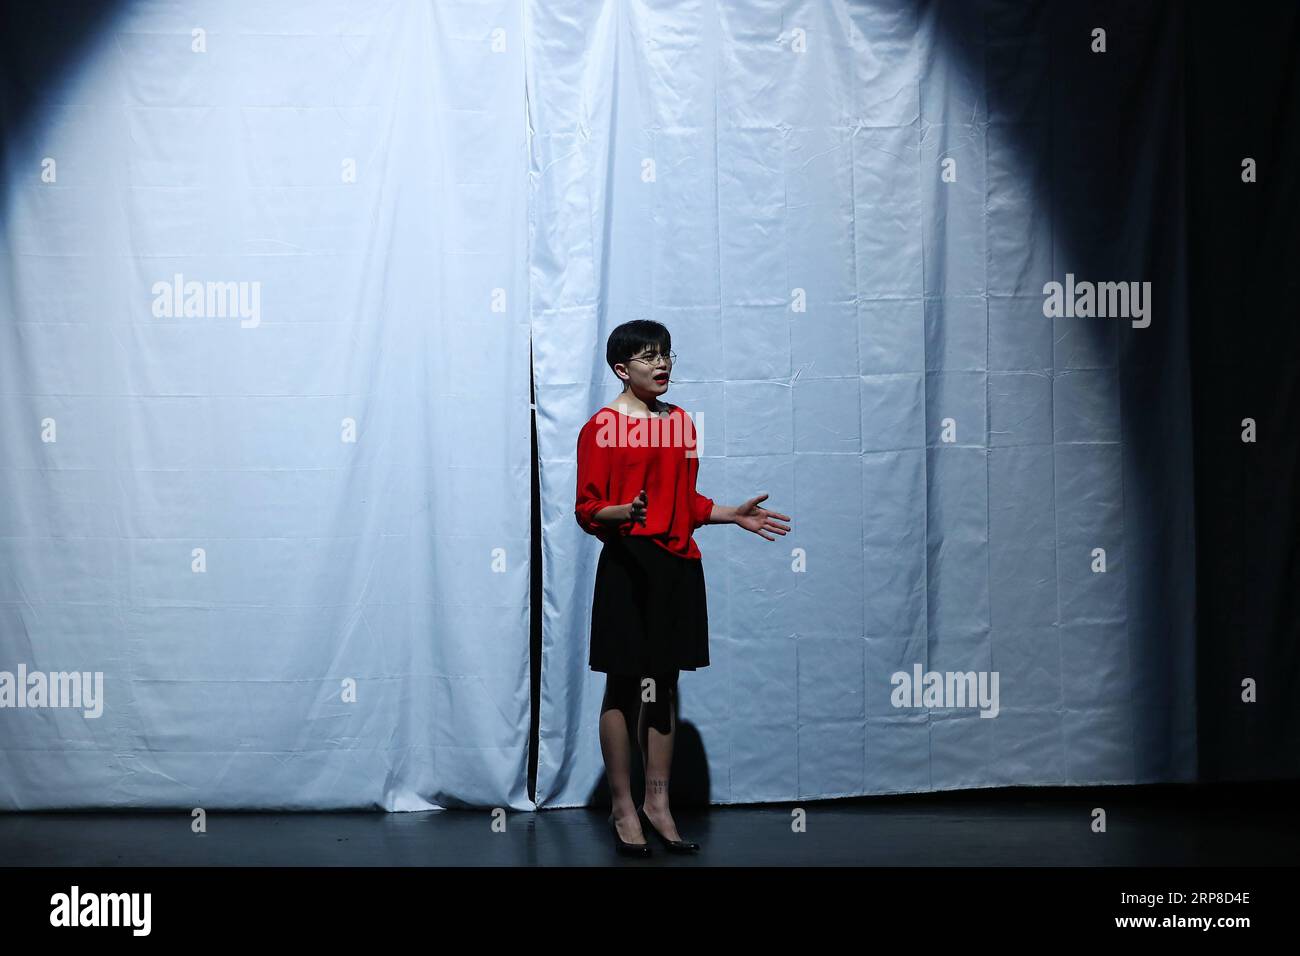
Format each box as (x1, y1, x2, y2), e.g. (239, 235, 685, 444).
(574, 319, 792, 855)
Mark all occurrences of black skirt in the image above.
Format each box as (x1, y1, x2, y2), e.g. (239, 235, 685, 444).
(589, 534, 709, 675)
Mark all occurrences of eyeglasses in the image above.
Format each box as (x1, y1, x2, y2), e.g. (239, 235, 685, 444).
(629, 351, 677, 368)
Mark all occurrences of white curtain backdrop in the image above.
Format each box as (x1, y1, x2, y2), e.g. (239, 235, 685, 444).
(0, 0, 1197, 812)
(0, 0, 532, 810)
(529, 0, 1196, 807)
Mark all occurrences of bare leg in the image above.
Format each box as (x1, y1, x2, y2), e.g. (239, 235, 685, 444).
(599, 674, 646, 844)
(637, 671, 684, 841)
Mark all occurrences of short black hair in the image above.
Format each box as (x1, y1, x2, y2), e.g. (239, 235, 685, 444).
(606, 319, 671, 377)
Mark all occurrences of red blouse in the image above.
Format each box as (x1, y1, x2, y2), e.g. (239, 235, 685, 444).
(574, 404, 714, 560)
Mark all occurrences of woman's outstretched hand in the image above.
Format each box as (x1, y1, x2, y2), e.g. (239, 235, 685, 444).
(733, 493, 791, 541)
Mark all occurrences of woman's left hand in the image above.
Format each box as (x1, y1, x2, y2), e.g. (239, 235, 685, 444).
(733, 494, 791, 541)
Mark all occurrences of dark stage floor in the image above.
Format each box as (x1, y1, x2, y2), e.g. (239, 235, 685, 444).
(1, 782, 1295, 867)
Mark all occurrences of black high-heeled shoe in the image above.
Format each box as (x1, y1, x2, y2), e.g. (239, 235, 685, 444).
(638, 805, 700, 853)
(608, 812, 651, 856)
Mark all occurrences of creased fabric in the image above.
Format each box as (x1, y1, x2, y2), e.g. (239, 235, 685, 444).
(0, 0, 532, 810)
(530, 0, 1196, 806)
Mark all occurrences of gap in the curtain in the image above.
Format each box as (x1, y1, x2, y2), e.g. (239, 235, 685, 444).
(528, 339, 542, 803)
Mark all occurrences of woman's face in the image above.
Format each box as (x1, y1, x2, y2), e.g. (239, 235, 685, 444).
(620, 345, 672, 396)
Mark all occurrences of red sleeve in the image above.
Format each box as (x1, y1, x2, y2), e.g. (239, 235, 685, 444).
(690, 486, 715, 529)
(575, 419, 627, 536)
(683, 411, 714, 529)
